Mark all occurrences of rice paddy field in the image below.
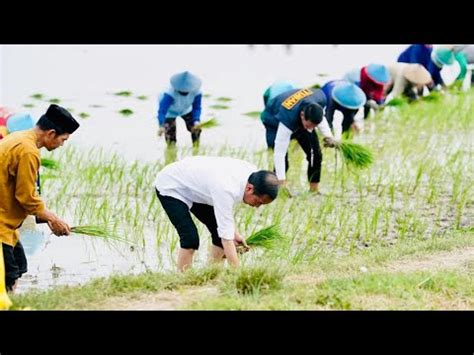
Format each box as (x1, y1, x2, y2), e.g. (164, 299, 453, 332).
(2, 45, 473, 310)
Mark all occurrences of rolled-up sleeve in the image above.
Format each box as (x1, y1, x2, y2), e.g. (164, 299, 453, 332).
(14, 152, 45, 215)
(211, 189, 237, 240)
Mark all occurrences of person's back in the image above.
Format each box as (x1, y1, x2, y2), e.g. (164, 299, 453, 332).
(398, 44, 433, 69)
(263, 81, 297, 107)
(262, 88, 327, 131)
(154, 156, 257, 208)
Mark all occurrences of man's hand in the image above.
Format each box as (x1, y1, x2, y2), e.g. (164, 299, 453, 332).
(157, 126, 165, 137)
(191, 123, 202, 134)
(278, 180, 293, 198)
(222, 239, 240, 267)
(234, 232, 250, 254)
(47, 217, 71, 236)
(367, 99, 379, 110)
(352, 121, 362, 133)
(323, 136, 338, 148)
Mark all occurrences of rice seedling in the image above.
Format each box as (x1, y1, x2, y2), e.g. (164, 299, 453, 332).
(30, 93, 44, 100)
(244, 225, 284, 250)
(196, 118, 218, 129)
(243, 111, 262, 119)
(79, 112, 90, 119)
(41, 158, 60, 170)
(48, 98, 61, 104)
(422, 91, 443, 103)
(71, 225, 132, 244)
(136, 95, 148, 100)
(386, 97, 408, 107)
(216, 97, 232, 102)
(209, 104, 229, 110)
(114, 91, 132, 97)
(336, 142, 374, 169)
(22, 103, 35, 108)
(118, 109, 134, 116)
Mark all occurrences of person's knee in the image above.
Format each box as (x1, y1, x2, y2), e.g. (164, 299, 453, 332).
(180, 235, 200, 250)
(211, 234, 223, 249)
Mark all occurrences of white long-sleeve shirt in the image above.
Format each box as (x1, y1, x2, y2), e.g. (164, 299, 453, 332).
(274, 118, 333, 181)
(331, 110, 364, 141)
(154, 156, 257, 240)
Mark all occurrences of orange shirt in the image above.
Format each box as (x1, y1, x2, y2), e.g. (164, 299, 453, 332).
(0, 130, 45, 246)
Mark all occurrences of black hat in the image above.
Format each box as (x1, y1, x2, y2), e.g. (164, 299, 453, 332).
(41, 104, 80, 134)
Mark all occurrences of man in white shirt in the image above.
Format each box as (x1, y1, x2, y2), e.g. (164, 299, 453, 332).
(154, 156, 279, 271)
(260, 87, 338, 194)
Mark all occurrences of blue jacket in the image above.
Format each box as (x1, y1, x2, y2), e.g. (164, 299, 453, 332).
(261, 88, 326, 131)
(427, 61, 443, 86)
(321, 81, 357, 127)
(398, 45, 433, 68)
(157, 87, 202, 126)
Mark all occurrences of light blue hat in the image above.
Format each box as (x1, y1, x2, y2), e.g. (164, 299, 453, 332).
(343, 68, 361, 85)
(431, 48, 455, 68)
(7, 113, 34, 133)
(170, 71, 202, 92)
(268, 81, 296, 101)
(366, 64, 391, 84)
(332, 82, 367, 110)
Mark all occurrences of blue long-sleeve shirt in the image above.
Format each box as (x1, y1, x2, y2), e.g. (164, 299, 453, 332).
(157, 92, 202, 126)
(398, 45, 433, 68)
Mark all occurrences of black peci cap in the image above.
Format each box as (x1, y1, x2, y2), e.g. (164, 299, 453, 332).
(40, 104, 80, 134)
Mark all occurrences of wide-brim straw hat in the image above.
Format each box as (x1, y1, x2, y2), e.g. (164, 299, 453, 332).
(402, 64, 432, 85)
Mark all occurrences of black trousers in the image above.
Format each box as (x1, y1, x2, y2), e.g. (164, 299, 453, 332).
(156, 189, 223, 250)
(264, 124, 323, 183)
(2, 241, 27, 291)
(163, 112, 201, 144)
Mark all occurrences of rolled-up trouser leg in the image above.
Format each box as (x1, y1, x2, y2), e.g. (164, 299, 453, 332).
(294, 128, 322, 183)
(164, 119, 177, 145)
(182, 112, 201, 144)
(2, 242, 27, 292)
(156, 190, 200, 250)
(190, 203, 223, 248)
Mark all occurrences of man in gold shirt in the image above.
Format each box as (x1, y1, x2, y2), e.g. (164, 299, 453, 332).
(0, 104, 80, 292)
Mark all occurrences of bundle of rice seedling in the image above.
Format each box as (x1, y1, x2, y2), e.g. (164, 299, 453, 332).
(41, 158, 60, 170)
(386, 97, 408, 107)
(336, 142, 374, 169)
(422, 91, 442, 102)
(71, 225, 131, 244)
(243, 111, 262, 119)
(118, 108, 133, 116)
(245, 225, 284, 249)
(196, 118, 218, 129)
